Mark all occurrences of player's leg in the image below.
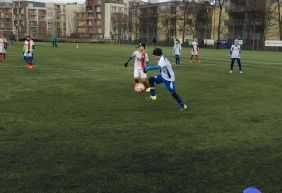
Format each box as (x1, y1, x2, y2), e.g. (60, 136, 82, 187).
(194, 50, 199, 62)
(171, 92, 187, 110)
(230, 58, 235, 73)
(178, 55, 181, 65)
(163, 80, 187, 109)
(27, 55, 33, 69)
(176, 55, 180, 65)
(133, 69, 139, 83)
(140, 69, 150, 92)
(147, 74, 163, 100)
(195, 55, 199, 62)
(23, 55, 28, 63)
(190, 54, 193, 62)
(237, 58, 243, 73)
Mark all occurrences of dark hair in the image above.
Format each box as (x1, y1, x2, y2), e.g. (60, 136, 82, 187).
(137, 42, 146, 49)
(153, 48, 162, 56)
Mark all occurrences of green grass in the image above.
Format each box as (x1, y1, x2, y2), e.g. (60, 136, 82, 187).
(0, 42, 281, 193)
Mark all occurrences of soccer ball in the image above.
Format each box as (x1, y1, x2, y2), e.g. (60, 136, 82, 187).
(134, 83, 145, 93)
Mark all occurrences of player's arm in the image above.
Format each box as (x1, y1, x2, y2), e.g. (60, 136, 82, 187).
(230, 46, 233, 56)
(143, 64, 161, 73)
(124, 54, 134, 67)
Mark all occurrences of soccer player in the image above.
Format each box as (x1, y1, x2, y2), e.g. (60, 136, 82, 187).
(190, 39, 199, 63)
(144, 48, 187, 111)
(229, 39, 243, 74)
(51, 34, 58, 47)
(124, 43, 150, 92)
(23, 36, 35, 69)
(173, 39, 182, 66)
(0, 33, 8, 61)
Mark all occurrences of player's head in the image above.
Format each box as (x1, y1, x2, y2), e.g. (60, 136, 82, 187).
(175, 39, 180, 44)
(234, 39, 239, 45)
(137, 42, 146, 51)
(26, 36, 30, 41)
(153, 48, 162, 60)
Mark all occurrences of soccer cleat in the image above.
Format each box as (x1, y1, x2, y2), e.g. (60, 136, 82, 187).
(28, 65, 33, 69)
(180, 104, 188, 111)
(240, 71, 243, 74)
(145, 95, 157, 101)
(229, 70, 233, 74)
(145, 88, 150, 92)
(190, 60, 192, 62)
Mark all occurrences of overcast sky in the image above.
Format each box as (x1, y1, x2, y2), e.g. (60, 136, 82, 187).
(43, 0, 169, 3)
(44, 0, 85, 3)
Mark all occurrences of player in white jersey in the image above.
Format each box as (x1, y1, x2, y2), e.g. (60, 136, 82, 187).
(229, 39, 243, 74)
(23, 36, 35, 69)
(190, 40, 199, 62)
(173, 39, 182, 66)
(124, 43, 150, 91)
(144, 48, 187, 111)
(0, 33, 8, 61)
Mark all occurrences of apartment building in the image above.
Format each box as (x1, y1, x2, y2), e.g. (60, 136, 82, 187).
(79, 0, 104, 39)
(104, 2, 128, 41)
(46, 3, 66, 38)
(130, 1, 212, 45)
(66, 3, 84, 37)
(0, 2, 14, 32)
(13, 1, 47, 39)
(224, 0, 267, 49)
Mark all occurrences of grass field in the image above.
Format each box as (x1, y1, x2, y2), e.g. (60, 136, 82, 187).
(0, 42, 281, 193)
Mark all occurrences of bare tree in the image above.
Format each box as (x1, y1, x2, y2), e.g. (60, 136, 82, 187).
(196, 1, 212, 40)
(111, 12, 126, 44)
(179, 1, 197, 42)
(180, 0, 189, 43)
(274, 0, 282, 39)
(214, 0, 228, 41)
(243, 0, 266, 49)
(129, 5, 139, 42)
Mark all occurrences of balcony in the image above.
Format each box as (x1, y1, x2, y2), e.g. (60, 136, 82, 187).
(224, 20, 243, 27)
(225, 5, 245, 13)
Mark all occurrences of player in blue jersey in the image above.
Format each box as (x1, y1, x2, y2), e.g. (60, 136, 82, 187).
(144, 48, 187, 111)
(229, 39, 243, 74)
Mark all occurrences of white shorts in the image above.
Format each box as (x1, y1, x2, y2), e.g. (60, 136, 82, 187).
(191, 50, 198, 56)
(0, 47, 5, 53)
(134, 68, 147, 79)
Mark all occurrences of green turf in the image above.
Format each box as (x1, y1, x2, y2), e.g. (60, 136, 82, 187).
(0, 42, 281, 193)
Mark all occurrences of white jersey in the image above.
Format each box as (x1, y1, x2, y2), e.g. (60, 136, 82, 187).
(191, 41, 198, 55)
(0, 38, 7, 53)
(192, 41, 198, 51)
(158, 56, 175, 81)
(173, 43, 181, 55)
(230, 44, 240, 58)
(132, 50, 149, 70)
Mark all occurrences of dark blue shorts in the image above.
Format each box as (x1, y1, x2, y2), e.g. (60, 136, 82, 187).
(153, 74, 176, 93)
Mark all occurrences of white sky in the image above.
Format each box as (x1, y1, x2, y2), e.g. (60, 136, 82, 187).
(43, 0, 85, 3)
(42, 0, 169, 3)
